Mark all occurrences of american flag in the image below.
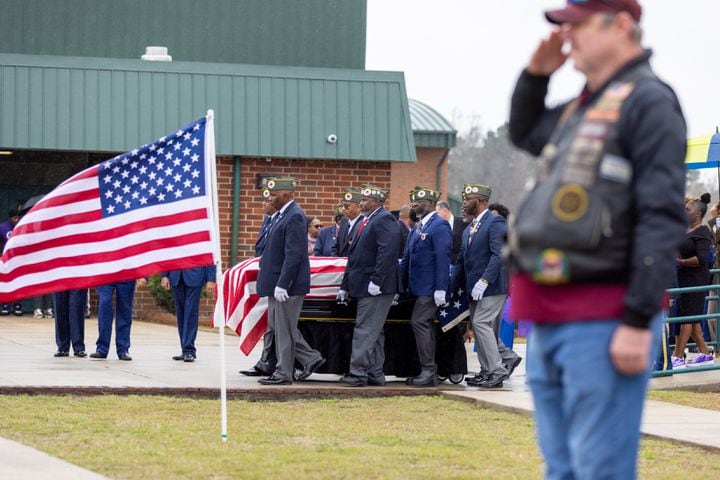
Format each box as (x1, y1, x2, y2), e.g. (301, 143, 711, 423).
(214, 256, 347, 355)
(0, 115, 217, 302)
(438, 289, 470, 332)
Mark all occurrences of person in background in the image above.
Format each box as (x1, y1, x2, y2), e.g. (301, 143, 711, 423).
(162, 265, 216, 362)
(673, 194, 715, 368)
(33, 294, 53, 318)
(508, 0, 687, 477)
(307, 216, 323, 256)
(53, 289, 88, 358)
(0, 208, 23, 316)
(333, 189, 364, 257)
(314, 205, 343, 256)
(706, 201, 720, 347)
(436, 200, 467, 265)
(90, 278, 147, 360)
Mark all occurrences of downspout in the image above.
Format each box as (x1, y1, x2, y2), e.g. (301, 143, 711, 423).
(230, 156, 241, 266)
(436, 149, 449, 193)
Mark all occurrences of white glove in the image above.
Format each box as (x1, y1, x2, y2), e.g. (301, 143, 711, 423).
(434, 290, 448, 307)
(336, 289, 347, 303)
(392, 293, 400, 306)
(471, 280, 488, 301)
(368, 281, 382, 296)
(274, 286, 289, 303)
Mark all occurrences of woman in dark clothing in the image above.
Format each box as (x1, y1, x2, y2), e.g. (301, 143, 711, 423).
(673, 193, 715, 368)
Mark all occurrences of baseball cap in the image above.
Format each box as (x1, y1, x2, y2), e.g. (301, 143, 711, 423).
(545, 0, 642, 24)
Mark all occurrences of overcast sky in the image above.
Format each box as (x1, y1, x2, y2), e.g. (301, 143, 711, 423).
(366, 0, 718, 138)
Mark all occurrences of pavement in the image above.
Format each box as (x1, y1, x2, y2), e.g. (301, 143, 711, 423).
(1, 315, 720, 478)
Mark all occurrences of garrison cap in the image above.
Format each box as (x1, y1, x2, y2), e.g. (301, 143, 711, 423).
(462, 183, 492, 200)
(409, 185, 441, 203)
(264, 176, 298, 191)
(341, 188, 363, 204)
(360, 184, 388, 202)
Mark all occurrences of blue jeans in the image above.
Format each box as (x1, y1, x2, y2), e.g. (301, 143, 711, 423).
(527, 313, 663, 480)
(95, 281, 135, 355)
(172, 281, 202, 355)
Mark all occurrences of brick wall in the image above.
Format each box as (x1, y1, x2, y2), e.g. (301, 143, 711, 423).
(133, 156, 392, 322)
(389, 147, 449, 210)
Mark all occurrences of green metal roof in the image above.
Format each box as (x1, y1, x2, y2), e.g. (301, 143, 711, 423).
(0, 0, 366, 69)
(409, 99, 456, 149)
(0, 53, 416, 162)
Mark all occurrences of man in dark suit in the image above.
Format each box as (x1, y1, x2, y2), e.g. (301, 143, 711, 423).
(332, 189, 363, 257)
(162, 265, 216, 362)
(400, 186, 453, 386)
(450, 184, 512, 388)
(337, 184, 402, 387)
(436, 200, 468, 264)
(254, 189, 277, 258)
(255, 177, 324, 385)
(314, 204, 343, 256)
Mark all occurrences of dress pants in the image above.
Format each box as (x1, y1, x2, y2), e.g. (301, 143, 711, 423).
(348, 294, 394, 381)
(95, 281, 135, 355)
(492, 296, 521, 366)
(172, 280, 201, 356)
(409, 296, 437, 376)
(267, 295, 321, 381)
(254, 328, 277, 374)
(468, 294, 508, 376)
(54, 289, 88, 353)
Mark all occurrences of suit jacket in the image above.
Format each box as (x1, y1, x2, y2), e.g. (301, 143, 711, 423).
(332, 216, 362, 257)
(450, 216, 468, 265)
(257, 200, 311, 297)
(341, 208, 402, 298)
(400, 213, 453, 297)
(313, 225, 337, 256)
(163, 265, 216, 288)
(450, 211, 508, 297)
(254, 215, 273, 257)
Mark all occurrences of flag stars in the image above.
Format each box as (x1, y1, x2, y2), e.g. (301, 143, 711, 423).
(182, 148, 191, 157)
(191, 185, 201, 195)
(131, 191, 139, 200)
(173, 143, 181, 151)
(103, 175, 112, 184)
(183, 179, 192, 188)
(165, 152, 173, 161)
(173, 158, 181, 167)
(176, 129, 184, 137)
(184, 132, 192, 141)
(190, 138, 199, 147)
(105, 190, 114, 199)
(130, 161, 138, 169)
(156, 177, 165, 186)
(165, 184, 174, 192)
(124, 200, 131, 210)
(165, 167, 173, 177)
(139, 166, 147, 175)
(191, 154, 199, 163)
(148, 156, 157, 165)
(114, 194, 123, 203)
(173, 173, 182, 183)
(130, 175, 139, 185)
(149, 187, 157, 196)
(112, 166, 121, 174)
(158, 193, 166, 202)
(174, 190, 183, 199)
(182, 164, 190, 172)
(107, 205, 115, 214)
(193, 123, 200, 131)
(140, 181, 148, 190)
(122, 185, 131, 194)
(148, 172, 157, 180)
(139, 196, 148, 205)
(120, 170, 129, 179)
(191, 169, 200, 178)
(113, 180, 121, 189)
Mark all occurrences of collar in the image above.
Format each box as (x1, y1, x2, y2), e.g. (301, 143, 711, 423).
(474, 209, 489, 224)
(581, 49, 652, 106)
(419, 210, 436, 228)
(278, 199, 295, 216)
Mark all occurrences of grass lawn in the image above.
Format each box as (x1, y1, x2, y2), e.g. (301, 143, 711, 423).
(648, 389, 720, 411)
(0, 395, 718, 479)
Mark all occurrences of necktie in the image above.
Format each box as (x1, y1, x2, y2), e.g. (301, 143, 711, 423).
(357, 217, 369, 236)
(467, 219, 478, 245)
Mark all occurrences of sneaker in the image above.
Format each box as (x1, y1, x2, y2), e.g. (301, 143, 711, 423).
(13, 304, 23, 316)
(671, 355, 686, 369)
(687, 353, 715, 367)
(44, 308, 53, 317)
(33, 309, 43, 318)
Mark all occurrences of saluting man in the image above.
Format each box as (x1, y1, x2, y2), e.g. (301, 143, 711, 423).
(338, 184, 402, 387)
(255, 177, 324, 385)
(332, 188, 364, 257)
(400, 186, 453, 387)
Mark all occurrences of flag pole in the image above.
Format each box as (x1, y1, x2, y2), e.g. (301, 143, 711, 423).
(205, 109, 228, 442)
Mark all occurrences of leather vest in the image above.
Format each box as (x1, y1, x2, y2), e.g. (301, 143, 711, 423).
(510, 64, 657, 285)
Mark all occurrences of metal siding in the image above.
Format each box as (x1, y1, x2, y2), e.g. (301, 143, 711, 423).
(0, 0, 365, 69)
(0, 55, 414, 161)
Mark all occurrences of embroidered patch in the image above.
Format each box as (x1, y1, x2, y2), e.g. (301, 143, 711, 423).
(551, 183, 589, 222)
(533, 248, 570, 285)
(599, 153, 633, 184)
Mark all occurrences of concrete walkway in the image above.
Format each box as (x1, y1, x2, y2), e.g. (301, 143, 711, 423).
(1, 315, 719, 479)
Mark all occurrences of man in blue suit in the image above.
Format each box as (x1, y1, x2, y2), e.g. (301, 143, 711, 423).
(162, 265, 216, 362)
(338, 184, 402, 387)
(314, 204, 343, 256)
(400, 186, 453, 387)
(256, 177, 324, 385)
(450, 183, 510, 388)
(332, 189, 364, 257)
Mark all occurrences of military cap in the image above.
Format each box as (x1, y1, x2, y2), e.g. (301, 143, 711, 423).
(265, 176, 298, 191)
(261, 188, 271, 199)
(359, 184, 388, 202)
(341, 188, 363, 204)
(409, 186, 441, 202)
(462, 183, 492, 200)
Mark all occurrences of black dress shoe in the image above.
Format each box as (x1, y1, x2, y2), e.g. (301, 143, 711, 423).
(466, 372, 490, 386)
(258, 375, 292, 385)
(54, 350, 69, 357)
(89, 352, 107, 359)
(476, 373, 507, 389)
(405, 375, 438, 387)
(183, 354, 196, 363)
(239, 367, 270, 376)
(118, 353, 132, 361)
(339, 375, 367, 387)
(368, 376, 386, 386)
(172, 354, 184, 361)
(504, 356, 523, 377)
(73, 351, 87, 358)
(296, 356, 326, 381)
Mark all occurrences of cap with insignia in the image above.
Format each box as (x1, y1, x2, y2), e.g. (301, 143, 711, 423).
(264, 176, 298, 191)
(409, 185, 440, 202)
(462, 183, 492, 200)
(359, 184, 388, 202)
(341, 188, 363, 204)
(261, 188, 271, 199)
